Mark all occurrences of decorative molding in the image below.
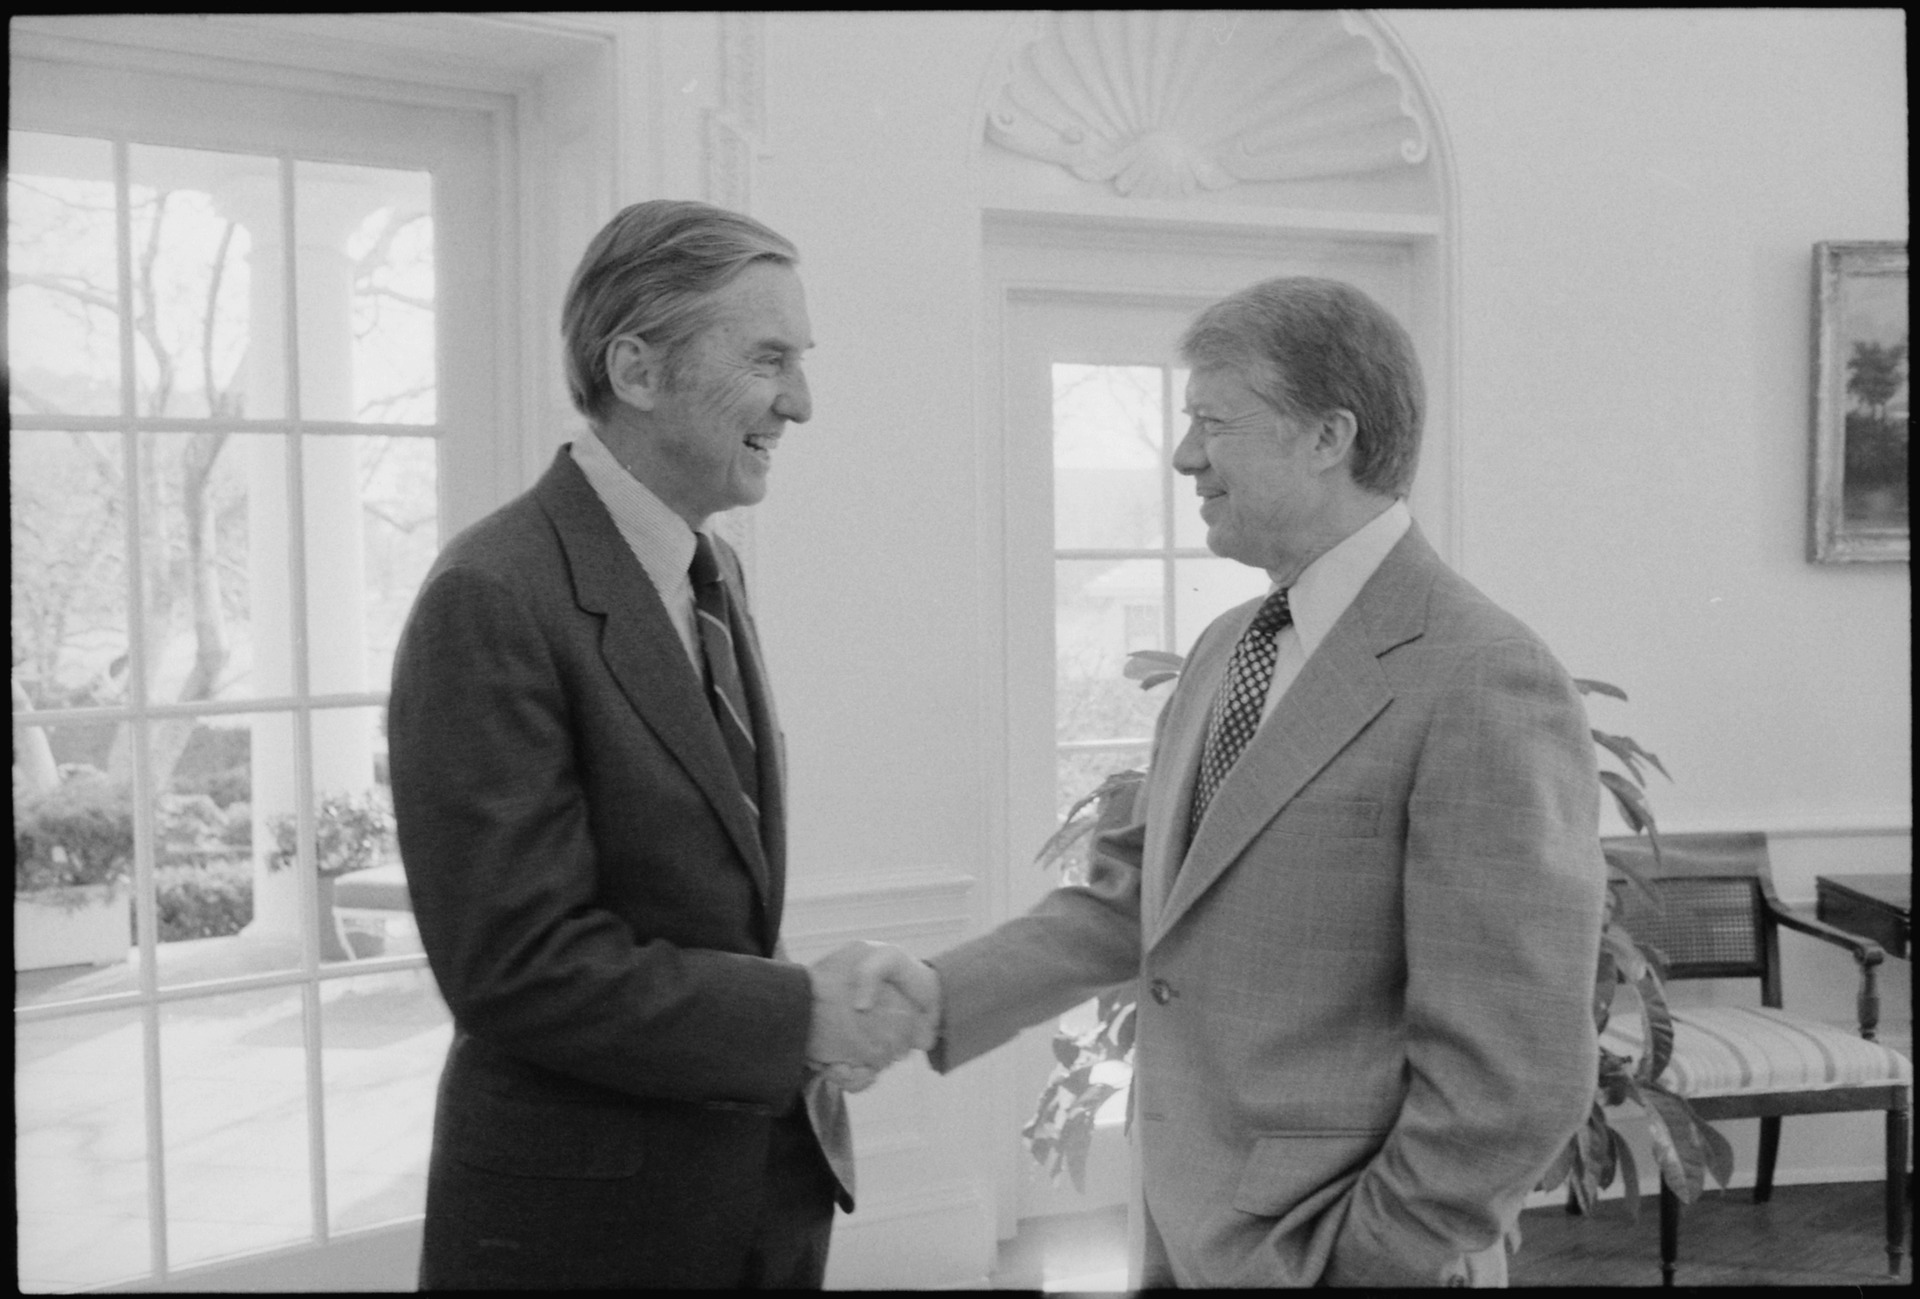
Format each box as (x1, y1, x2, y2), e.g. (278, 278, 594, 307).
(783, 868, 977, 953)
(701, 11, 771, 569)
(984, 9, 1430, 200)
(703, 10, 767, 212)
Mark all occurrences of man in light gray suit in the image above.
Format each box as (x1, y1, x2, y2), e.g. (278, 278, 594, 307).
(869, 278, 1607, 1287)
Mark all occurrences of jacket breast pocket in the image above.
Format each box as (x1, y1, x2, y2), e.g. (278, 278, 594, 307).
(443, 1087, 647, 1181)
(1275, 798, 1382, 840)
(1231, 1129, 1388, 1218)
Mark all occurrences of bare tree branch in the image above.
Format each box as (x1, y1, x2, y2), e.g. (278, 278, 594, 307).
(8, 271, 119, 314)
(200, 219, 239, 418)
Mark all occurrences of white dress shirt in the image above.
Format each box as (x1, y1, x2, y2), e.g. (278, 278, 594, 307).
(570, 430, 705, 669)
(1259, 499, 1412, 722)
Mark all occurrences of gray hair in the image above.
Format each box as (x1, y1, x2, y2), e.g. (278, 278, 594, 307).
(1180, 277, 1424, 498)
(562, 200, 798, 420)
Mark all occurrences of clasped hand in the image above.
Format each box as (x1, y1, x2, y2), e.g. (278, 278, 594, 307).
(805, 940, 940, 1093)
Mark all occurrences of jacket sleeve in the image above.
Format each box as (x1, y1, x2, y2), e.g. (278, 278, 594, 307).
(1325, 635, 1605, 1287)
(388, 561, 814, 1106)
(929, 773, 1148, 1072)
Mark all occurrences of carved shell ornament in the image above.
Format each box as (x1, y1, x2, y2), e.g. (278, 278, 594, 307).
(986, 10, 1430, 199)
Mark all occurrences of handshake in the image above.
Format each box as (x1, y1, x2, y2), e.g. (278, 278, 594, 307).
(805, 941, 941, 1093)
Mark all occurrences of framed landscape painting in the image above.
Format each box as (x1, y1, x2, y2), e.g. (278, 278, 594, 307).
(1809, 241, 1908, 563)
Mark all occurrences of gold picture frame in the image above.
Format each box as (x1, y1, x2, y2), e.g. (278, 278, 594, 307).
(1809, 241, 1908, 563)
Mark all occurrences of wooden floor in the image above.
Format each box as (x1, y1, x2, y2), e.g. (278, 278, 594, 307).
(990, 1181, 1910, 1289)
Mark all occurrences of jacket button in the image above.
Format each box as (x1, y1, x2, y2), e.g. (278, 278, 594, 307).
(1149, 978, 1174, 1005)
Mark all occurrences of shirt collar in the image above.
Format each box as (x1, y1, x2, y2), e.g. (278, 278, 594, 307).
(1272, 499, 1412, 662)
(570, 428, 701, 595)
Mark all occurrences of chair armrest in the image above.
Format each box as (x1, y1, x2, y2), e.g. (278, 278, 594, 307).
(1772, 901, 1888, 967)
(1770, 899, 1888, 1040)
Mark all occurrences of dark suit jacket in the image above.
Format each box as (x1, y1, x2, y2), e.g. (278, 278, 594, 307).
(389, 448, 851, 1289)
(932, 525, 1605, 1287)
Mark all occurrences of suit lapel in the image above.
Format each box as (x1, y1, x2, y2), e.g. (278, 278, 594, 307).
(1140, 612, 1235, 937)
(1147, 526, 1439, 951)
(536, 455, 775, 911)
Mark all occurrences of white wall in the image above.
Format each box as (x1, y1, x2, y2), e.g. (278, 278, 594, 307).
(1387, 8, 1909, 836)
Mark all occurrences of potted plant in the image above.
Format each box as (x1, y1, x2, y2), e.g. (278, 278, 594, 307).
(1024, 656, 1734, 1218)
(13, 769, 135, 971)
(264, 789, 397, 961)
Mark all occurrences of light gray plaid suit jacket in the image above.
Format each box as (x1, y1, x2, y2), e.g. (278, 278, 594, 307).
(933, 524, 1605, 1288)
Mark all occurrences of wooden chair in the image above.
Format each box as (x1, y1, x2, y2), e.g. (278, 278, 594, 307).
(1599, 831, 1911, 1286)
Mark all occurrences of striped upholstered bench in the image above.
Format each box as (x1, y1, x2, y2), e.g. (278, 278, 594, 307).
(1599, 832, 1910, 1286)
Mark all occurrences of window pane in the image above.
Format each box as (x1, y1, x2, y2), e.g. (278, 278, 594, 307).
(295, 161, 435, 425)
(1172, 557, 1272, 652)
(137, 430, 293, 706)
(7, 131, 122, 417)
(156, 712, 294, 989)
(306, 704, 399, 966)
(162, 986, 313, 1268)
(14, 721, 134, 995)
(302, 433, 438, 693)
(1057, 557, 1169, 749)
(11, 429, 131, 711)
(15, 1007, 153, 1291)
(1053, 363, 1164, 549)
(322, 969, 450, 1234)
(127, 143, 279, 420)
(15, 760, 133, 996)
(153, 718, 255, 958)
(1056, 742, 1150, 827)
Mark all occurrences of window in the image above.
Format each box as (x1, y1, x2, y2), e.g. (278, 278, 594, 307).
(11, 55, 499, 1291)
(1051, 361, 1268, 821)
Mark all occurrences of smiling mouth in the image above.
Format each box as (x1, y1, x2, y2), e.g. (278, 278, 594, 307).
(744, 432, 780, 461)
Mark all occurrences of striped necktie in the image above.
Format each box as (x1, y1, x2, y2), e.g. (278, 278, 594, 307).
(690, 534, 761, 817)
(1188, 588, 1293, 841)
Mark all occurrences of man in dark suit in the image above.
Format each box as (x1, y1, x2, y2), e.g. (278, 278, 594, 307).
(389, 200, 930, 1290)
(866, 278, 1606, 1287)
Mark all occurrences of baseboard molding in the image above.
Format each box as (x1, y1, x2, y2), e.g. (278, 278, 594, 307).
(1523, 1159, 1900, 1212)
(828, 1181, 994, 1289)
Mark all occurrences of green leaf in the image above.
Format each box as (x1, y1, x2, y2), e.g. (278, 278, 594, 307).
(1599, 771, 1658, 835)
(1034, 814, 1098, 873)
(1594, 730, 1671, 785)
(1635, 969, 1676, 1083)
(1640, 1086, 1709, 1203)
(1611, 1126, 1643, 1221)
(1113, 1001, 1137, 1055)
(1573, 678, 1629, 701)
(1600, 923, 1646, 984)
(1124, 650, 1186, 685)
(1603, 840, 1665, 912)
(1700, 1116, 1735, 1190)
(1059, 1107, 1100, 1193)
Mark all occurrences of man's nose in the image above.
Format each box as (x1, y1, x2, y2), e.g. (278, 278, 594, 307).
(1170, 420, 1206, 475)
(776, 367, 812, 424)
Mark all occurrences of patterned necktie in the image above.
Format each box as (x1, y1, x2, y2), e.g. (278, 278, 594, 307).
(1188, 588, 1293, 840)
(690, 534, 761, 817)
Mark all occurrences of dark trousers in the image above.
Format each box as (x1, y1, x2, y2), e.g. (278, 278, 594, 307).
(740, 1106, 838, 1288)
(420, 1101, 836, 1289)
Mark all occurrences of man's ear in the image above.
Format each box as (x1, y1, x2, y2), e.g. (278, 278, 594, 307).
(1313, 408, 1360, 472)
(606, 335, 666, 413)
